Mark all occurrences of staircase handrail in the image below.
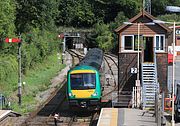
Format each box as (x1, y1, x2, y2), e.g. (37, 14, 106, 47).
(154, 47, 159, 91)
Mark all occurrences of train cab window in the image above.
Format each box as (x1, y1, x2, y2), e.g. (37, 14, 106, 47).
(70, 73, 96, 90)
(83, 73, 96, 89)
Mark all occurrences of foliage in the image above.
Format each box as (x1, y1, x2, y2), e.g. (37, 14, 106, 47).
(87, 22, 113, 52)
(151, 0, 180, 16)
(158, 14, 180, 24)
(0, 55, 18, 93)
(0, 0, 16, 36)
(15, 0, 59, 33)
(20, 28, 60, 74)
(0, 0, 16, 53)
(10, 54, 65, 114)
(151, 0, 169, 16)
(57, 0, 95, 27)
(115, 0, 141, 18)
(109, 11, 128, 31)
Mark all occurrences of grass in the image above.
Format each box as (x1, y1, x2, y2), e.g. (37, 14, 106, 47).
(8, 53, 65, 114)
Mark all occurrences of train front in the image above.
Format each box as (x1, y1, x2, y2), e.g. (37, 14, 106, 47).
(67, 65, 101, 109)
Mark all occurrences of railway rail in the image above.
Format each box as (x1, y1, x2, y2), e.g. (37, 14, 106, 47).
(19, 80, 67, 126)
(1, 49, 124, 126)
(101, 54, 118, 104)
(17, 49, 98, 126)
(66, 49, 84, 66)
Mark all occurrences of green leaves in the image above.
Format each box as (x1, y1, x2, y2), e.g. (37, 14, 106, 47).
(16, 0, 59, 32)
(87, 22, 113, 52)
(57, 0, 95, 27)
(0, 0, 16, 38)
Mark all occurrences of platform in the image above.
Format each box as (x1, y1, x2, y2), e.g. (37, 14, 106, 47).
(0, 110, 21, 122)
(97, 108, 157, 126)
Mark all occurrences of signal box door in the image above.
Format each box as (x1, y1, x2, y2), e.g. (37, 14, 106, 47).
(143, 36, 154, 62)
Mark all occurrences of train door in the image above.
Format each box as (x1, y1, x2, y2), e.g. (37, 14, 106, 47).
(143, 36, 154, 62)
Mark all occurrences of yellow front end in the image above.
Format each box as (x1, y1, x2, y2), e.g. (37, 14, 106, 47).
(71, 89, 95, 98)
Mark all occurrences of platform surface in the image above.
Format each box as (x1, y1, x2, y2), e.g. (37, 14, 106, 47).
(0, 110, 12, 120)
(97, 108, 157, 126)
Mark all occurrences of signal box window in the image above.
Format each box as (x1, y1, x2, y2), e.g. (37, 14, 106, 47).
(124, 36, 133, 50)
(123, 35, 143, 51)
(155, 35, 165, 52)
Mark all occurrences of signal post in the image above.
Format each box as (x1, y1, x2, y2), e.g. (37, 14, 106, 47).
(5, 37, 22, 106)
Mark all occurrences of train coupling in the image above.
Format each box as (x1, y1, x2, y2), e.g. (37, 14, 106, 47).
(80, 101, 87, 108)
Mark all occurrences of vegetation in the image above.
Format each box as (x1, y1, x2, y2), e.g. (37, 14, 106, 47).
(0, 0, 180, 113)
(12, 54, 65, 113)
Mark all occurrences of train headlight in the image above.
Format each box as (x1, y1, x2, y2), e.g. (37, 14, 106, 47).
(92, 92, 98, 97)
(178, 109, 180, 112)
(69, 92, 73, 97)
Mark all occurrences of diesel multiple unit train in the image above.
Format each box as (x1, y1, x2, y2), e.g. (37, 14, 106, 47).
(67, 48, 104, 109)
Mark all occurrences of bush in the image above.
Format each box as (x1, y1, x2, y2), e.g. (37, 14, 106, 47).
(0, 54, 18, 94)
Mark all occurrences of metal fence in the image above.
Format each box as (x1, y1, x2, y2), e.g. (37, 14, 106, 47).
(0, 94, 6, 110)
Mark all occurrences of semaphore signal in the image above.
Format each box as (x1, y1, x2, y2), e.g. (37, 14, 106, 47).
(5, 36, 22, 106)
(5, 38, 21, 43)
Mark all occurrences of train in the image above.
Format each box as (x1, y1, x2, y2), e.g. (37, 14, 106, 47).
(67, 48, 104, 109)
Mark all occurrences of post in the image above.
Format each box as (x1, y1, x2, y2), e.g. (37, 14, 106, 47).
(132, 87, 135, 108)
(63, 35, 66, 53)
(137, 23, 140, 81)
(0, 94, 2, 110)
(135, 87, 137, 107)
(136, 23, 141, 108)
(172, 21, 176, 126)
(157, 93, 162, 126)
(18, 41, 22, 106)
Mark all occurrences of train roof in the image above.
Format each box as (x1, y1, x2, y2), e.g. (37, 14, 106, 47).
(68, 65, 98, 74)
(79, 48, 103, 70)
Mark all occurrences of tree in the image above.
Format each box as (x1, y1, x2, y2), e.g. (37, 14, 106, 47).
(113, 0, 140, 18)
(15, 0, 59, 33)
(158, 14, 180, 24)
(110, 11, 128, 31)
(0, 0, 16, 53)
(57, 0, 95, 27)
(151, 0, 169, 16)
(94, 22, 113, 52)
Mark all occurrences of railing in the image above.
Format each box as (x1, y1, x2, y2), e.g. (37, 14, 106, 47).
(153, 47, 159, 92)
(0, 94, 9, 110)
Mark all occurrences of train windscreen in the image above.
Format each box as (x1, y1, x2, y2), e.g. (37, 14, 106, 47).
(70, 73, 96, 90)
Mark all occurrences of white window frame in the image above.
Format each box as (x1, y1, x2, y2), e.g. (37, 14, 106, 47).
(154, 34, 165, 52)
(122, 35, 135, 52)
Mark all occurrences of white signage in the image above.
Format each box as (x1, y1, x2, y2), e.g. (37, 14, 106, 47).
(168, 46, 180, 55)
(131, 68, 137, 74)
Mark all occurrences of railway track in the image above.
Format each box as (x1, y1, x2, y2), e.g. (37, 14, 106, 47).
(19, 80, 67, 126)
(4, 49, 122, 126)
(66, 49, 84, 66)
(100, 54, 118, 105)
(14, 49, 98, 126)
